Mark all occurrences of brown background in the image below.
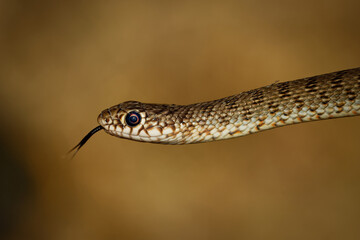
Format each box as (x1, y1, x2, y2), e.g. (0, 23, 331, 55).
(1, 0, 360, 239)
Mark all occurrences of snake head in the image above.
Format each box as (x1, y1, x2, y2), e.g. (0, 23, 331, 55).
(97, 101, 180, 143)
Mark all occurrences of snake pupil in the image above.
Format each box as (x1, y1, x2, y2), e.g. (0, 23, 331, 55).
(125, 111, 141, 127)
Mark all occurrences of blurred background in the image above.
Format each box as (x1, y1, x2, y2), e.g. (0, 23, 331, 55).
(1, 0, 360, 239)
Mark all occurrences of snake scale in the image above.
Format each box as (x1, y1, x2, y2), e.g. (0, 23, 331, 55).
(71, 67, 360, 154)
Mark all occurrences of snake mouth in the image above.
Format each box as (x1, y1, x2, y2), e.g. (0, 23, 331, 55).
(68, 125, 104, 158)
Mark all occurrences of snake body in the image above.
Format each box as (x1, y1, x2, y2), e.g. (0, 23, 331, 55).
(95, 67, 360, 145)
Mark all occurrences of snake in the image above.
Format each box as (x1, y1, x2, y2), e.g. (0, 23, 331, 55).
(70, 67, 360, 155)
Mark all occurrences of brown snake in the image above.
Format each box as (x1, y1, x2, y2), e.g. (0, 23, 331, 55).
(70, 67, 360, 155)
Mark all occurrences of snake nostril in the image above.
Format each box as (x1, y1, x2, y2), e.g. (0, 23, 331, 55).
(97, 111, 113, 127)
(104, 117, 113, 125)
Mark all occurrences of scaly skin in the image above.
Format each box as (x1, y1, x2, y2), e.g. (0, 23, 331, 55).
(97, 67, 360, 144)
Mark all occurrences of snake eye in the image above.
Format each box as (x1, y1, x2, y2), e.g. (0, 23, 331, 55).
(125, 111, 141, 127)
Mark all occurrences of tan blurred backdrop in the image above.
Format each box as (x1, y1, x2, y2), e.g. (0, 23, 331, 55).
(1, 0, 360, 239)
